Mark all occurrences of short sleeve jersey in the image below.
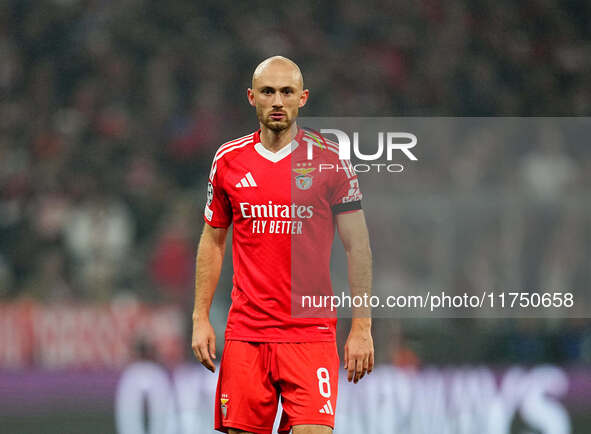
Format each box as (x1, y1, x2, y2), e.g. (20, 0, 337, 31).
(205, 128, 362, 342)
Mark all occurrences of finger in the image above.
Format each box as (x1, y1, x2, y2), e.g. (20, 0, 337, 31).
(208, 337, 216, 360)
(368, 351, 374, 374)
(192, 343, 203, 362)
(199, 343, 215, 373)
(344, 345, 349, 370)
(347, 359, 356, 382)
(359, 356, 369, 381)
(354, 356, 364, 383)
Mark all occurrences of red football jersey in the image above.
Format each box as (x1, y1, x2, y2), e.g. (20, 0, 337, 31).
(204, 128, 362, 342)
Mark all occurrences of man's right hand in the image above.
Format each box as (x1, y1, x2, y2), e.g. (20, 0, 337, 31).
(192, 317, 217, 373)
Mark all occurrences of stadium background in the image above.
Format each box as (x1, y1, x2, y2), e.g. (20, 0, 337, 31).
(1, 0, 590, 433)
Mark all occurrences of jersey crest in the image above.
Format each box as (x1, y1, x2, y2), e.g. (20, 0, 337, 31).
(293, 165, 316, 190)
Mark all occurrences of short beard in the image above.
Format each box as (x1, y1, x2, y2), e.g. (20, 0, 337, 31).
(263, 119, 290, 132)
(257, 108, 291, 132)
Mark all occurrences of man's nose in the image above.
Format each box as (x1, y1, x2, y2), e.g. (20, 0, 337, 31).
(272, 92, 283, 107)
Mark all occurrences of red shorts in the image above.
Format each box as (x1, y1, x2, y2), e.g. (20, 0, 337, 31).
(215, 340, 339, 433)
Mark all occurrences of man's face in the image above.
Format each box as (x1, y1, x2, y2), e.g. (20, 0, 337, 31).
(248, 62, 309, 132)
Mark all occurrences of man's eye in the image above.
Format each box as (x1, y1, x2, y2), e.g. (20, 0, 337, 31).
(262, 89, 273, 95)
(282, 89, 293, 94)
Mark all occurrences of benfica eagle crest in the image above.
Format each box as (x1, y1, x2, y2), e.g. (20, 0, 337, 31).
(293, 166, 316, 190)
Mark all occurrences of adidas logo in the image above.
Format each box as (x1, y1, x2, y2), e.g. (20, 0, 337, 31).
(318, 400, 334, 415)
(235, 172, 257, 188)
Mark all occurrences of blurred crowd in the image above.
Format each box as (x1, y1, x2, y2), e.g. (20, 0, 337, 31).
(1, 0, 590, 364)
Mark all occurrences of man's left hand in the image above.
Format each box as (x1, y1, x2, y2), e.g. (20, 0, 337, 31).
(344, 323, 374, 383)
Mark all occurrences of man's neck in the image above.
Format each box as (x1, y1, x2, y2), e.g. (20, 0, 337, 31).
(259, 122, 298, 153)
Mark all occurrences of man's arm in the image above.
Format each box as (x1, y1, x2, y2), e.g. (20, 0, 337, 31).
(192, 224, 228, 373)
(336, 209, 374, 384)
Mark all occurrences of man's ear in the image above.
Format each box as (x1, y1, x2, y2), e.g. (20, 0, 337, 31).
(247, 88, 256, 107)
(299, 89, 310, 108)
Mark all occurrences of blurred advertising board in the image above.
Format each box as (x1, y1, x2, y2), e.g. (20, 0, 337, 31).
(1, 302, 590, 433)
(0, 301, 185, 369)
(2, 363, 590, 433)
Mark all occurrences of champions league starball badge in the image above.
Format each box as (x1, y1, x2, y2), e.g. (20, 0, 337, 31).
(207, 182, 214, 206)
